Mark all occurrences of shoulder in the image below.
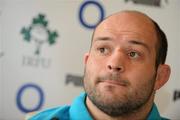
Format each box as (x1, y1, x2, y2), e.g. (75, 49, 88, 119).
(28, 93, 90, 120)
(29, 105, 70, 120)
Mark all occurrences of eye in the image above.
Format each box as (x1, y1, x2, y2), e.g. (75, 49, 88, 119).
(97, 47, 109, 55)
(99, 48, 106, 53)
(128, 51, 139, 59)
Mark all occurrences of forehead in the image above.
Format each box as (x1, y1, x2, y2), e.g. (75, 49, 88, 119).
(93, 11, 158, 48)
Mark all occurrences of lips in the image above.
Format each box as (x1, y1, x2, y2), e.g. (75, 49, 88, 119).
(99, 80, 128, 86)
(96, 73, 129, 86)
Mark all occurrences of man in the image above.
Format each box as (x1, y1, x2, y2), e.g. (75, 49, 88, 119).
(29, 10, 171, 120)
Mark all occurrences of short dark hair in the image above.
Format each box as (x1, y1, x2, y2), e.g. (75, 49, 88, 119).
(152, 20, 168, 68)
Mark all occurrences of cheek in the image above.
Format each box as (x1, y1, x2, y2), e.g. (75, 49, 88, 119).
(127, 63, 156, 82)
(129, 61, 156, 77)
(87, 56, 105, 73)
(128, 68, 156, 92)
(85, 57, 105, 85)
(85, 60, 98, 82)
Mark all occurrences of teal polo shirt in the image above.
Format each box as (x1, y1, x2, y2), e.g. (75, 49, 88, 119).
(29, 93, 169, 120)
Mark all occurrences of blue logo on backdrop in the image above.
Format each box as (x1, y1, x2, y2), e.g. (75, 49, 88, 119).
(16, 83, 44, 113)
(79, 0, 105, 29)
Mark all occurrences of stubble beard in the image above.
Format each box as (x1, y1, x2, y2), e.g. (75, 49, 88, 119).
(83, 68, 156, 117)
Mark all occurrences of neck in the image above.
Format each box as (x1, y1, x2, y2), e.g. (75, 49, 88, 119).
(86, 94, 155, 120)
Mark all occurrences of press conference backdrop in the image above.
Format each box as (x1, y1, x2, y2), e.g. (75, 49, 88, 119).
(0, 0, 179, 120)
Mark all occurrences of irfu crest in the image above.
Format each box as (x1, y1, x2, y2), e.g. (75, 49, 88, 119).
(21, 14, 58, 55)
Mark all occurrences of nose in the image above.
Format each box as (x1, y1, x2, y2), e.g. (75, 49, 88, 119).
(107, 51, 125, 72)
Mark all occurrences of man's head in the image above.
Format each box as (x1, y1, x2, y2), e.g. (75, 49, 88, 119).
(83, 10, 171, 117)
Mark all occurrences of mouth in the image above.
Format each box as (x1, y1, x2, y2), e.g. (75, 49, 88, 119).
(99, 80, 128, 87)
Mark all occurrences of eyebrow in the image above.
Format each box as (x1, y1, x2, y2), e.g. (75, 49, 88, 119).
(94, 37, 112, 41)
(128, 40, 150, 53)
(94, 37, 151, 53)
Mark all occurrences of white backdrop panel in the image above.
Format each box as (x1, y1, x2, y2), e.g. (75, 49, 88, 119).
(0, 0, 179, 120)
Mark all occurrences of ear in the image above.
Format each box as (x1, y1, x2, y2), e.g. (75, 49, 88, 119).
(154, 64, 171, 90)
(83, 52, 90, 65)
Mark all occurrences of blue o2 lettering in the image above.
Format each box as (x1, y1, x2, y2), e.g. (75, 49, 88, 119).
(16, 83, 44, 113)
(79, 1, 105, 29)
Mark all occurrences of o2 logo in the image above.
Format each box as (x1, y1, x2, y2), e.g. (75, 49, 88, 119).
(16, 83, 44, 113)
(79, 0, 105, 29)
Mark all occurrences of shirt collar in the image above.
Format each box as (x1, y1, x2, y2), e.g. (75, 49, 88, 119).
(69, 93, 93, 120)
(147, 103, 162, 120)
